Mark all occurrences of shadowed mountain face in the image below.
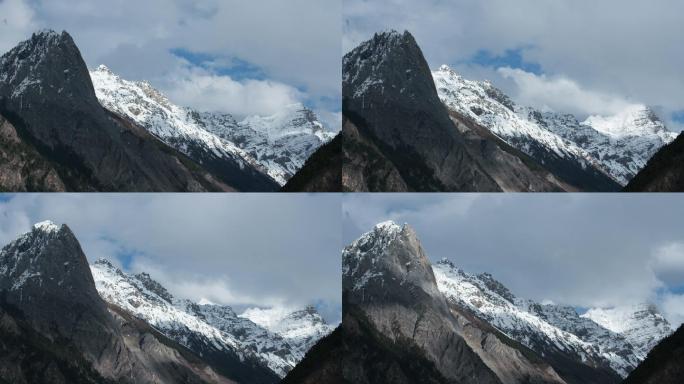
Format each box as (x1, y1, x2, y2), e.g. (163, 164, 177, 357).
(342, 31, 578, 192)
(0, 222, 279, 384)
(0, 30, 253, 191)
(341, 221, 580, 384)
(280, 325, 346, 384)
(342, 31, 498, 192)
(623, 325, 684, 384)
(624, 131, 684, 191)
(282, 133, 342, 192)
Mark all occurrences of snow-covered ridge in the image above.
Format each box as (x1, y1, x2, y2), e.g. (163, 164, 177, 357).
(583, 304, 672, 359)
(432, 65, 676, 185)
(584, 105, 673, 139)
(33, 220, 61, 233)
(342, 220, 404, 286)
(90, 259, 332, 377)
(433, 259, 672, 377)
(240, 305, 334, 357)
(342, 30, 409, 97)
(0, 221, 72, 292)
(0, 30, 67, 98)
(342, 221, 404, 292)
(90, 66, 333, 185)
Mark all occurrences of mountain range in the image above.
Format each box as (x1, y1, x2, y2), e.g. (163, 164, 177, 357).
(0, 221, 332, 383)
(332, 221, 675, 383)
(341, 30, 680, 192)
(0, 30, 334, 192)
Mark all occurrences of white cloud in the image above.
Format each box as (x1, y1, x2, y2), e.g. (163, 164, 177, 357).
(163, 64, 303, 117)
(650, 243, 684, 287)
(316, 110, 342, 132)
(661, 293, 684, 328)
(0, 0, 36, 53)
(497, 67, 637, 117)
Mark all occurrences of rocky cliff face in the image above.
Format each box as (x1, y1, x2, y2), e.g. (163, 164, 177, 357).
(623, 324, 684, 384)
(0, 113, 66, 191)
(0, 221, 241, 383)
(282, 133, 341, 192)
(343, 221, 571, 384)
(0, 30, 231, 191)
(342, 31, 499, 191)
(623, 131, 684, 191)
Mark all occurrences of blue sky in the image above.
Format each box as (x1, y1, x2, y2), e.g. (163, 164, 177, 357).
(171, 49, 268, 81)
(0, 194, 342, 323)
(464, 47, 542, 76)
(344, 0, 684, 130)
(343, 194, 684, 327)
(0, 0, 341, 129)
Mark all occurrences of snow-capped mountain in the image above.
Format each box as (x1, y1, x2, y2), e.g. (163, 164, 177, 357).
(432, 65, 676, 186)
(240, 306, 334, 358)
(211, 103, 335, 185)
(433, 259, 672, 377)
(0, 221, 86, 294)
(90, 259, 331, 378)
(583, 304, 673, 359)
(90, 65, 333, 186)
(342, 220, 444, 300)
(542, 105, 677, 185)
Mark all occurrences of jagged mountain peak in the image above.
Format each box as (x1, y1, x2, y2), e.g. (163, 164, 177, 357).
(94, 63, 114, 74)
(0, 220, 111, 350)
(374, 29, 415, 44)
(343, 221, 443, 302)
(134, 271, 175, 303)
(582, 104, 674, 139)
(24, 29, 74, 51)
(582, 303, 673, 358)
(239, 305, 334, 357)
(32, 219, 63, 233)
(373, 219, 403, 233)
(240, 102, 332, 143)
(343, 28, 427, 92)
(0, 28, 95, 102)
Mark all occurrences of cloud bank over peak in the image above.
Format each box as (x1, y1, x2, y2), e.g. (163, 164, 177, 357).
(497, 67, 639, 118)
(163, 63, 304, 117)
